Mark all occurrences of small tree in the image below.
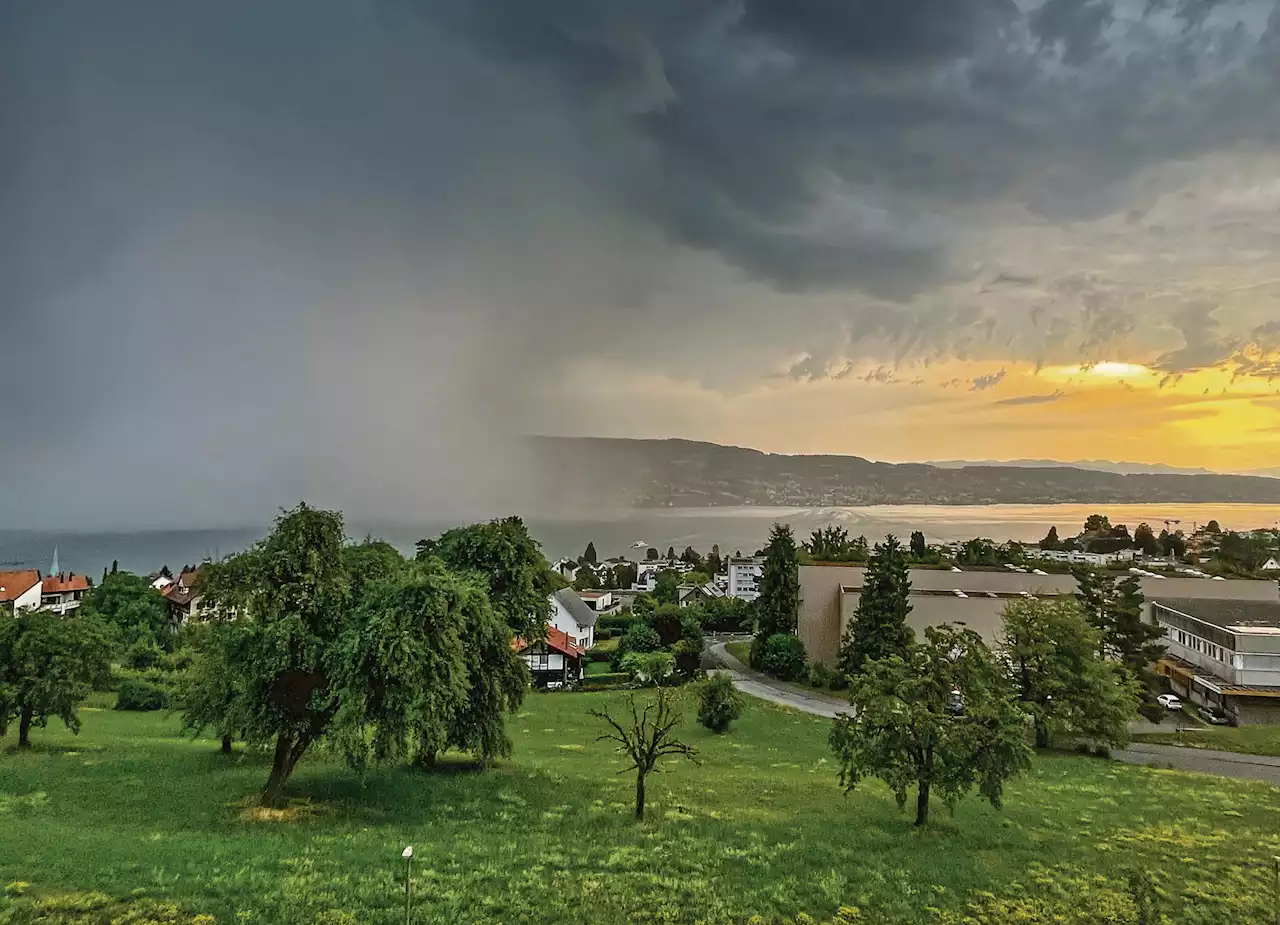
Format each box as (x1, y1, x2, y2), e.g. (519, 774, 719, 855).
(839, 535, 913, 676)
(614, 622, 662, 670)
(590, 682, 697, 819)
(909, 531, 928, 560)
(830, 625, 1031, 826)
(654, 570, 680, 605)
(758, 633, 807, 680)
(698, 674, 744, 733)
(1000, 598, 1138, 749)
(646, 548, 660, 561)
(752, 524, 800, 666)
(1038, 526, 1061, 550)
(0, 610, 113, 748)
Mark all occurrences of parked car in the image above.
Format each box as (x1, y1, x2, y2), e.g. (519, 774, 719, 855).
(1198, 706, 1231, 725)
(1157, 693, 1182, 711)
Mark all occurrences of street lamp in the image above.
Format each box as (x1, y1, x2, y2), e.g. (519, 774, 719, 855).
(402, 845, 413, 925)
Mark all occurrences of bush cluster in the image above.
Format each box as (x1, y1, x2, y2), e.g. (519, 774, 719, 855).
(115, 679, 167, 712)
(757, 633, 807, 681)
(697, 674, 744, 733)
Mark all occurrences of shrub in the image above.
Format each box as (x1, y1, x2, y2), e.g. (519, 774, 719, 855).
(613, 622, 662, 670)
(123, 637, 164, 670)
(586, 649, 614, 664)
(598, 614, 638, 633)
(698, 674, 744, 733)
(115, 679, 167, 711)
(581, 672, 630, 690)
(758, 633, 807, 681)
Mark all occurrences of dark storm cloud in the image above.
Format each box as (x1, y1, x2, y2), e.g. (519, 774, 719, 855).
(6, 0, 1280, 527)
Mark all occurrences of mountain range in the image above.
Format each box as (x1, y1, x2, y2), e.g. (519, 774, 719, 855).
(530, 437, 1280, 508)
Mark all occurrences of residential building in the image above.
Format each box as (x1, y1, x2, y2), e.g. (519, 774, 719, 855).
(161, 567, 203, 627)
(1262, 557, 1280, 573)
(40, 573, 91, 615)
(797, 564, 1280, 667)
(727, 557, 763, 601)
(512, 626, 584, 688)
(551, 557, 580, 582)
(677, 583, 724, 608)
(575, 589, 622, 616)
(1151, 598, 1280, 725)
(548, 588, 598, 650)
(1031, 548, 1137, 567)
(0, 570, 43, 615)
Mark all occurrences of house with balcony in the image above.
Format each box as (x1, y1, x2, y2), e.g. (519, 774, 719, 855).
(548, 588, 598, 650)
(1151, 597, 1280, 725)
(40, 573, 91, 614)
(511, 625, 584, 688)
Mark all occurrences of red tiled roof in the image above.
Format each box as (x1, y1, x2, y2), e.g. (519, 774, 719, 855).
(41, 573, 90, 594)
(0, 570, 41, 604)
(511, 624, 583, 658)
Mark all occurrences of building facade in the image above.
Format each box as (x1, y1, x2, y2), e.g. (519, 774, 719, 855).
(727, 557, 763, 602)
(40, 573, 91, 615)
(1151, 598, 1280, 725)
(0, 570, 43, 614)
(797, 563, 1280, 668)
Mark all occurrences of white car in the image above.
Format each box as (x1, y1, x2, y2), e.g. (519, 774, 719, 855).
(1157, 693, 1182, 711)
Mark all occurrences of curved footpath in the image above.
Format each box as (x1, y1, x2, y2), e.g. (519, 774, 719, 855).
(705, 642, 1280, 786)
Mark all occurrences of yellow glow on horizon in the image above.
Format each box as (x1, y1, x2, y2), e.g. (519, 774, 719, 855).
(1043, 361, 1155, 381)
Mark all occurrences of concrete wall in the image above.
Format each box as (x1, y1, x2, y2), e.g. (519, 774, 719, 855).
(798, 563, 1280, 667)
(1236, 698, 1280, 726)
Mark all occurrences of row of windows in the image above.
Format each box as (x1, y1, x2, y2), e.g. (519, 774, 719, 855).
(1166, 626, 1228, 663)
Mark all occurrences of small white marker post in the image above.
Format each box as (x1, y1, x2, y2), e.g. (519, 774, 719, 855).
(402, 845, 413, 925)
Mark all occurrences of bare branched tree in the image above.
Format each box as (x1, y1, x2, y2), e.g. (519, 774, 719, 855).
(590, 688, 697, 819)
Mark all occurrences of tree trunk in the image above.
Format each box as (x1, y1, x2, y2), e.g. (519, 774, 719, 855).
(220, 734, 233, 755)
(634, 770, 646, 820)
(260, 732, 310, 808)
(1034, 721, 1050, 749)
(17, 707, 33, 749)
(914, 780, 930, 826)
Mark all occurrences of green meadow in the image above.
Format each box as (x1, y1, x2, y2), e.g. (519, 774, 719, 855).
(3, 691, 1280, 924)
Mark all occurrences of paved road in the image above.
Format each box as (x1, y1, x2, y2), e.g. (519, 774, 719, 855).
(708, 642, 1280, 786)
(1112, 743, 1280, 786)
(707, 642, 852, 719)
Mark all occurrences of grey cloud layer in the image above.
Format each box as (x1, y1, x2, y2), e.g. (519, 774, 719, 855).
(5, 0, 1280, 527)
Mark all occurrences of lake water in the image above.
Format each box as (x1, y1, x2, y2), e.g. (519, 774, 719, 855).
(5, 502, 1280, 578)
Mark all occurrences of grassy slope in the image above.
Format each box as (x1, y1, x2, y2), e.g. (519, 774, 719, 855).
(1132, 724, 1280, 758)
(724, 640, 751, 664)
(3, 696, 1280, 925)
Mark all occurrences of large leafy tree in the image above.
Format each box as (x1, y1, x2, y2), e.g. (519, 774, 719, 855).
(804, 525, 852, 561)
(0, 610, 113, 748)
(342, 538, 406, 603)
(754, 523, 800, 647)
(830, 625, 1031, 826)
(80, 571, 171, 650)
(417, 516, 553, 641)
(195, 504, 350, 807)
(839, 535, 914, 676)
(1073, 571, 1165, 671)
(330, 559, 523, 770)
(1000, 598, 1138, 749)
(653, 570, 680, 605)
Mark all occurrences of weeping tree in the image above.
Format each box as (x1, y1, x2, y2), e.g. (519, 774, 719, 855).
(591, 652, 696, 819)
(188, 506, 530, 807)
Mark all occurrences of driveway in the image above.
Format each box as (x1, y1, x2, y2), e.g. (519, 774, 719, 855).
(706, 641, 852, 719)
(708, 642, 1279, 786)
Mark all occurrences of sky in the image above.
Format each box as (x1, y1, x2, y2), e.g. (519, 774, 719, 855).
(4, 0, 1280, 529)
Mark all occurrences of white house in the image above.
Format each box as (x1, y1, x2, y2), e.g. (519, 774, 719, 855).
(1262, 557, 1280, 573)
(512, 625, 584, 688)
(1032, 549, 1136, 567)
(0, 570, 43, 614)
(548, 587, 598, 650)
(551, 557, 580, 582)
(40, 573, 91, 615)
(727, 557, 764, 601)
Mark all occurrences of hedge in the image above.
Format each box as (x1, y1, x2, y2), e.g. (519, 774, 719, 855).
(580, 672, 630, 690)
(115, 679, 168, 711)
(597, 614, 638, 632)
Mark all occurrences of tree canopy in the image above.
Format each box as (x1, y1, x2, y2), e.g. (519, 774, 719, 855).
(755, 523, 800, 645)
(830, 625, 1031, 826)
(80, 571, 171, 651)
(1000, 598, 1138, 749)
(417, 516, 553, 641)
(839, 535, 914, 676)
(0, 609, 113, 748)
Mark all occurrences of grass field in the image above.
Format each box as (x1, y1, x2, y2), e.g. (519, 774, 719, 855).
(4, 693, 1280, 924)
(1132, 723, 1280, 758)
(724, 640, 751, 664)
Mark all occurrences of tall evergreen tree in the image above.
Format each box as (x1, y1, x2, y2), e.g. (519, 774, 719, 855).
(1039, 526, 1060, 550)
(751, 524, 800, 667)
(909, 531, 928, 560)
(706, 545, 723, 576)
(582, 542, 598, 566)
(666, 546, 676, 561)
(839, 535, 914, 676)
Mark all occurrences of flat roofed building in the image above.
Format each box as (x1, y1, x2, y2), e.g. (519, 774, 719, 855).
(1151, 597, 1280, 725)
